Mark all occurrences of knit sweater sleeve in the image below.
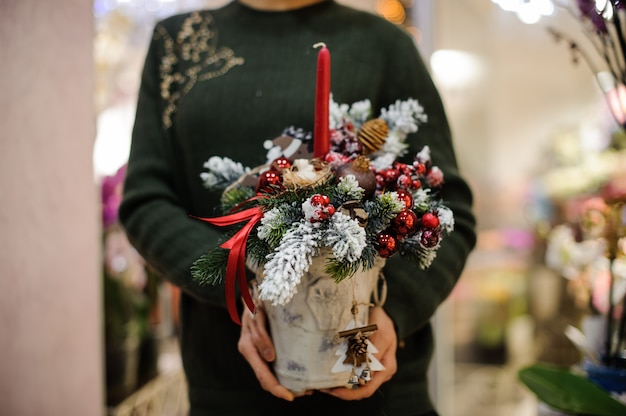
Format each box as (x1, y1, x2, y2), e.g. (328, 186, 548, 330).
(119, 21, 227, 307)
(377, 30, 477, 341)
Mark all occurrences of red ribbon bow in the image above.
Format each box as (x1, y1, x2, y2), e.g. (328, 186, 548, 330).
(194, 206, 264, 325)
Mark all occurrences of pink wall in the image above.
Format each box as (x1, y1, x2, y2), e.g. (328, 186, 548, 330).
(0, 0, 103, 414)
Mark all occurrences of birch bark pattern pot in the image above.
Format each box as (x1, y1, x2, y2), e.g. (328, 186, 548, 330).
(256, 252, 386, 393)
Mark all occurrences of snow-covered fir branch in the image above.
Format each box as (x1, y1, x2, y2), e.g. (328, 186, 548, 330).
(364, 192, 406, 235)
(334, 175, 365, 204)
(399, 234, 439, 269)
(282, 126, 312, 142)
(379, 130, 410, 159)
(369, 152, 396, 171)
(329, 96, 371, 130)
(404, 233, 440, 268)
(324, 212, 367, 263)
(437, 206, 455, 233)
(258, 221, 322, 305)
(412, 188, 432, 212)
(200, 156, 250, 190)
(379, 98, 427, 136)
(415, 146, 431, 164)
(256, 202, 301, 249)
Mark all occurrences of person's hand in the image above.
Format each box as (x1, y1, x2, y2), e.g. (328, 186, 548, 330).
(238, 300, 296, 401)
(320, 306, 398, 400)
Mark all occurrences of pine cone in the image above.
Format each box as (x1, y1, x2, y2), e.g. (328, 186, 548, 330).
(344, 333, 370, 366)
(358, 118, 388, 154)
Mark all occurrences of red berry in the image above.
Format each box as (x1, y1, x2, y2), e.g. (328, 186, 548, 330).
(395, 162, 408, 174)
(426, 167, 444, 187)
(310, 194, 325, 206)
(384, 168, 399, 183)
(421, 212, 440, 229)
(397, 174, 413, 189)
(414, 162, 426, 175)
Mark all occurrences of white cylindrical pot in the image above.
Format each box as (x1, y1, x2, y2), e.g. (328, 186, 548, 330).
(257, 252, 385, 393)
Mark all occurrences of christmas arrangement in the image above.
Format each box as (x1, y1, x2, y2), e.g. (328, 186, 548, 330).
(189, 44, 453, 391)
(191, 94, 454, 321)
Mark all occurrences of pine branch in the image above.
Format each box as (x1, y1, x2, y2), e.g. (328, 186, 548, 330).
(324, 257, 360, 283)
(256, 203, 302, 248)
(257, 179, 336, 210)
(331, 175, 365, 206)
(258, 222, 321, 305)
(412, 188, 433, 213)
(324, 244, 378, 283)
(365, 193, 405, 235)
(359, 242, 379, 270)
(191, 247, 229, 285)
(246, 234, 272, 266)
(399, 236, 439, 269)
(221, 186, 256, 213)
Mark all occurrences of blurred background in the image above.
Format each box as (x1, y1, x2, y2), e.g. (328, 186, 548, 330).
(2, 0, 625, 415)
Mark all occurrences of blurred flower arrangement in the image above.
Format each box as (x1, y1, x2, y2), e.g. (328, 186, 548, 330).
(101, 165, 161, 405)
(519, 3, 626, 412)
(191, 97, 454, 322)
(545, 195, 626, 363)
(520, 177, 626, 414)
(539, 1, 626, 365)
(539, 134, 625, 200)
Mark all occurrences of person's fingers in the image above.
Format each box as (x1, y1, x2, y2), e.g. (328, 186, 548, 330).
(320, 346, 396, 400)
(244, 304, 275, 362)
(368, 306, 398, 377)
(238, 330, 295, 401)
(238, 308, 294, 401)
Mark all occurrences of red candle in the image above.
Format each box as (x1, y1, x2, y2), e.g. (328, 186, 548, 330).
(313, 42, 330, 158)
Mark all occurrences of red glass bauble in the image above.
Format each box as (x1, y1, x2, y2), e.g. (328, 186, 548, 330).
(256, 170, 282, 193)
(392, 209, 417, 237)
(271, 157, 292, 171)
(376, 233, 397, 258)
(395, 189, 414, 209)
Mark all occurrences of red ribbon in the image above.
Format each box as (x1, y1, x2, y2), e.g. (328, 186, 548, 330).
(194, 207, 264, 325)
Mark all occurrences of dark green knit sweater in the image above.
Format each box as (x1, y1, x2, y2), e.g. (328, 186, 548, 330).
(120, 1, 476, 415)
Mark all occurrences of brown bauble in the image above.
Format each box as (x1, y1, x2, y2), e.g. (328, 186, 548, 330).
(334, 155, 377, 199)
